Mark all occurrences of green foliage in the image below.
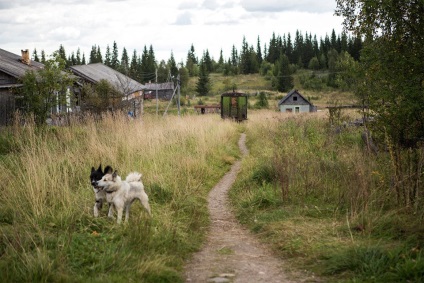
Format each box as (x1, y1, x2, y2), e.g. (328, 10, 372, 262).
(336, 0, 424, 149)
(273, 53, 294, 92)
(81, 79, 122, 113)
(195, 61, 211, 96)
(254, 91, 269, 109)
(17, 55, 75, 125)
(308, 56, 320, 70)
(299, 72, 328, 91)
(334, 51, 358, 91)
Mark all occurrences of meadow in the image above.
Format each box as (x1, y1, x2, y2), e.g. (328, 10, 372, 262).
(1, 85, 423, 282)
(0, 113, 240, 282)
(230, 110, 424, 282)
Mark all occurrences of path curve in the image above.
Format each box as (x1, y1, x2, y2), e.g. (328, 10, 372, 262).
(184, 133, 295, 283)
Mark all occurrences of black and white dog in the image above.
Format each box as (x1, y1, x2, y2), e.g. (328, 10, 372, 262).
(90, 164, 113, 217)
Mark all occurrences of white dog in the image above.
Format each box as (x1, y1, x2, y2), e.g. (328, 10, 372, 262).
(97, 170, 152, 223)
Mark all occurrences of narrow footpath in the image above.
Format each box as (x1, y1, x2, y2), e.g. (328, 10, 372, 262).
(184, 133, 296, 283)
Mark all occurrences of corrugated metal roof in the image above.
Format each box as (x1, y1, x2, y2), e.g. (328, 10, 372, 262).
(69, 63, 145, 94)
(0, 48, 44, 78)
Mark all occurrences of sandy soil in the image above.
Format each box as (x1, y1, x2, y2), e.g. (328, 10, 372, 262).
(184, 134, 314, 283)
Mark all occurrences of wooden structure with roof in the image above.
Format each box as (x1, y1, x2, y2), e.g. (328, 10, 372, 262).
(220, 91, 248, 121)
(143, 82, 174, 100)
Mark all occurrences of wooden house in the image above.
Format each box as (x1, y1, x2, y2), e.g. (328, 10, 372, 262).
(278, 89, 317, 113)
(69, 63, 145, 116)
(0, 48, 45, 125)
(143, 82, 175, 100)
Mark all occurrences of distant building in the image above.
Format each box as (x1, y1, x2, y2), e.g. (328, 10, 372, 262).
(278, 89, 317, 113)
(144, 82, 174, 100)
(69, 63, 145, 116)
(69, 63, 145, 97)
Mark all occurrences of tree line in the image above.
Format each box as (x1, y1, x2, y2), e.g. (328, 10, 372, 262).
(31, 29, 363, 93)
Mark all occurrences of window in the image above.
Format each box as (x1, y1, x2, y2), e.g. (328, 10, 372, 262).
(295, 107, 300, 113)
(293, 96, 298, 101)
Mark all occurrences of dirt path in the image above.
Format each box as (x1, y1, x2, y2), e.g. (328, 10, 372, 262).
(184, 133, 297, 283)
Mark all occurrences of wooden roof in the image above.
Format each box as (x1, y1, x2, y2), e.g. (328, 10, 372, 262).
(69, 63, 145, 94)
(0, 48, 44, 79)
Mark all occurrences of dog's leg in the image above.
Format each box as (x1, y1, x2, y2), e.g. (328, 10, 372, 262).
(108, 203, 114, 218)
(94, 199, 102, 217)
(116, 206, 124, 224)
(93, 203, 99, 217)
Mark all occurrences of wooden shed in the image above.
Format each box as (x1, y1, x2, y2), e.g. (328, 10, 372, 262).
(220, 91, 248, 121)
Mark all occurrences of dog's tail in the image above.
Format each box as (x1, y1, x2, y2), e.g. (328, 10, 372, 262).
(125, 172, 142, 183)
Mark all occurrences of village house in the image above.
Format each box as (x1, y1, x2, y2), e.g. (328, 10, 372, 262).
(278, 89, 317, 113)
(69, 63, 145, 116)
(0, 49, 45, 125)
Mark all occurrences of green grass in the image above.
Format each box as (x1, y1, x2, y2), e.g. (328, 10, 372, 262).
(229, 110, 424, 282)
(0, 113, 240, 282)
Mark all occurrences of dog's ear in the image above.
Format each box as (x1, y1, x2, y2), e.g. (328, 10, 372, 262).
(91, 166, 95, 172)
(104, 166, 113, 174)
(112, 170, 118, 180)
(97, 164, 102, 172)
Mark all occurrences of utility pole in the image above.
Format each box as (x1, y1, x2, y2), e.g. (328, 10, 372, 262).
(177, 73, 181, 117)
(155, 68, 158, 116)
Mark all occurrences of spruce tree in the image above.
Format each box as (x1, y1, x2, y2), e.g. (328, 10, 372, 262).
(275, 53, 293, 92)
(96, 46, 103, 63)
(196, 59, 210, 96)
(104, 45, 112, 67)
(32, 49, 40, 62)
(120, 47, 129, 74)
(167, 52, 178, 78)
(256, 36, 263, 65)
(111, 41, 119, 70)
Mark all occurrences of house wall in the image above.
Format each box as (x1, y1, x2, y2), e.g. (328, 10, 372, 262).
(0, 90, 15, 126)
(0, 72, 19, 126)
(279, 104, 311, 113)
(0, 72, 18, 85)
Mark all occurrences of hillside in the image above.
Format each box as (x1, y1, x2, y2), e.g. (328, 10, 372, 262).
(143, 71, 357, 115)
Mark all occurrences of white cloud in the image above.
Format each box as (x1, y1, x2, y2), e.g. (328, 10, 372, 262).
(0, 0, 343, 63)
(48, 26, 81, 40)
(174, 11, 193, 25)
(240, 0, 336, 13)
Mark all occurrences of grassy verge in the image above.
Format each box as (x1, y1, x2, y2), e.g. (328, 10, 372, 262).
(0, 113, 240, 282)
(230, 110, 424, 282)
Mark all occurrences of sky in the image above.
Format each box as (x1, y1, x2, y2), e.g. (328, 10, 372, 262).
(0, 0, 343, 64)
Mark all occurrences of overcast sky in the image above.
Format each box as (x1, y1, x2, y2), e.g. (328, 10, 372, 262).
(0, 0, 343, 63)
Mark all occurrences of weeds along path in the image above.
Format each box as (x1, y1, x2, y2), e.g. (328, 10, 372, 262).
(184, 133, 295, 283)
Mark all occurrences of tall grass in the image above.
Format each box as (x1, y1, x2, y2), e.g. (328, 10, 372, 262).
(0, 112, 240, 282)
(230, 110, 424, 282)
